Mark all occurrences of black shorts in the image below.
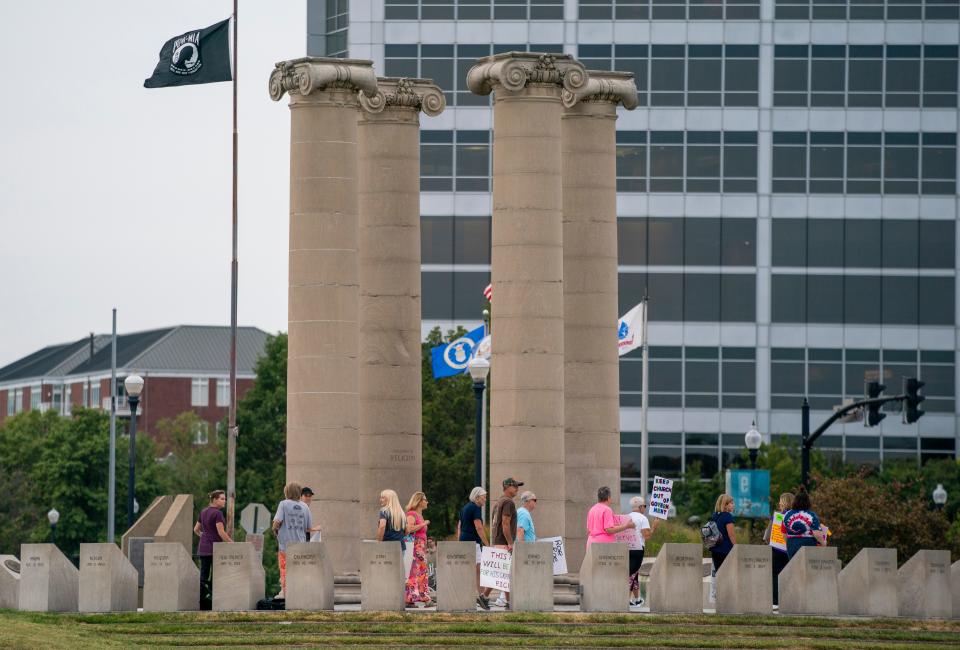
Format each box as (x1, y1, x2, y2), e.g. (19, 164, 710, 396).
(629, 549, 645, 575)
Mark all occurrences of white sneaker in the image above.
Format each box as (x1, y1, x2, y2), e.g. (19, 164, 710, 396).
(772, 604, 779, 611)
(493, 596, 507, 608)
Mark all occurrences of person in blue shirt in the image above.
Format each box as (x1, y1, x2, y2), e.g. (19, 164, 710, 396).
(781, 488, 826, 559)
(710, 493, 737, 572)
(456, 486, 490, 609)
(516, 491, 537, 542)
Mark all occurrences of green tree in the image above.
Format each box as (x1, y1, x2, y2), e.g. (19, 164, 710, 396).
(153, 411, 223, 509)
(421, 326, 476, 538)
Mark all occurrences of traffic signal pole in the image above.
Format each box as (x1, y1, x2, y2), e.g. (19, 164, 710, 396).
(800, 393, 906, 489)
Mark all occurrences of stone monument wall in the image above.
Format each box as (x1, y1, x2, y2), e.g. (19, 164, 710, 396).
(18, 543, 79, 612)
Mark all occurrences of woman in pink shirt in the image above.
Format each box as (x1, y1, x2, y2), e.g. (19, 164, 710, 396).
(586, 486, 635, 547)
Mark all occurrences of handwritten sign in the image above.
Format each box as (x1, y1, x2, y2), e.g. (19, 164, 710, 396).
(769, 512, 786, 551)
(614, 515, 640, 546)
(480, 547, 511, 592)
(539, 537, 568, 575)
(649, 476, 673, 519)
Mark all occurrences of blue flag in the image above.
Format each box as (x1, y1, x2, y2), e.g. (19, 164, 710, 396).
(431, 326, 485, 379)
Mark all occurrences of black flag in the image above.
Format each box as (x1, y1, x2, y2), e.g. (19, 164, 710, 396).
(144, 18, 232, 88)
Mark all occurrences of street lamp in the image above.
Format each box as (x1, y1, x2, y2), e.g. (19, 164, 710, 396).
(467, 356, 490, 489)
(47, 508, 59, 545)
(932, 484, 947, 510)
(744, 421, 762, 470)
(124, 374, 144, 528)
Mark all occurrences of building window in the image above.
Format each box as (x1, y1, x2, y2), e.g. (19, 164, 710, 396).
(216, 380, 230, 408)
(775, 0, 958, 20)
(772, 132, 957, 196)
(580, 0, 759, 20)
(420, 130, 492, 192)
(774, 45, 958, 108)
(30, 385, 41, 410)
(6, 391, 15, 416)
(617, 132, 758, 194)
(63, 385, 71, 415)
(51, 385, 62, 412)
(91, 383, 101, 409)
(325, 0, 348, 57)
(192, 378, 209, 407)
(82, 383, 88, 408)
(386, 0, 563, 19)
(422, 271, 492, 320)
(192, 421, 210, 445)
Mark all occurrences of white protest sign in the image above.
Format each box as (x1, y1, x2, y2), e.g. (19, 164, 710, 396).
(479, 547, 511, 592)
(614, 515, 640, 546)
(648, 476, 673, 520)
(540, 536, 568, 576)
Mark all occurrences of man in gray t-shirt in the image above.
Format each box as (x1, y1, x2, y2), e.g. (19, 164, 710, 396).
(273, 499, 313, 552)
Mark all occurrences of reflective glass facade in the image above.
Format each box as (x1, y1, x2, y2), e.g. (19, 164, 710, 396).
(306, 0, 960, 489)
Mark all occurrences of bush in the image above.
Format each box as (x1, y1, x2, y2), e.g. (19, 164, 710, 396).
(645, 519, 703, 557)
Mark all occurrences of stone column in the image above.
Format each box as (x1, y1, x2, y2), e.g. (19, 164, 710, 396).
(269, 58, 377, 573)
(357, 78, 445, 528)
(467, 53, 588, 538)
(560, 72, 638, 568)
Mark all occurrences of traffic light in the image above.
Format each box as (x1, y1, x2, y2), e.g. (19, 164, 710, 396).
(864, 381, 885, 427)
(903, 377, 925, 424)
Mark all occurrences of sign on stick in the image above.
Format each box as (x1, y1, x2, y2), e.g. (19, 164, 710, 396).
(614, 516, 640, 546)
(769, 512, 786, 552)
(240, 503, 271, 535)
(479, 547, 511, 592)
(540, 537, 568, 575)
(648, 476, 673, 519)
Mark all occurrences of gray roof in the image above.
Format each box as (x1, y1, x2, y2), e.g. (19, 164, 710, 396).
(1, 326, 271, 384)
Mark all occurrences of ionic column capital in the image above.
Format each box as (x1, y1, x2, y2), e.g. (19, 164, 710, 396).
(561, 71, 639, 110)
(268, 57, 378, 101)
(467, 52, 588, 96)
(358, 77, 446, 117)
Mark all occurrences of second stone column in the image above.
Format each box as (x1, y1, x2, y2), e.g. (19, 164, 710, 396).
(560, 72, 638, 569)
(357, 78, 445, 529)
(270, 58, 377, 573)
(468, 53, 587, 538)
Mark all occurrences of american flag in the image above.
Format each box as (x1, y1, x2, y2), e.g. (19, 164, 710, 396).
(483, 283, 492, 301)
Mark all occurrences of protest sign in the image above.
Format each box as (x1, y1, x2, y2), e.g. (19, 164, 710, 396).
(649, 476, 673, 519)
(479, 547, 511, 592)
(614, 515, 640, 546)
(769, 511, 786, 551)
(540, 536, 568, 575)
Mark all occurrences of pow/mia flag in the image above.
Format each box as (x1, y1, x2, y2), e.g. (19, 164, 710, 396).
(144, 18, 232, 88)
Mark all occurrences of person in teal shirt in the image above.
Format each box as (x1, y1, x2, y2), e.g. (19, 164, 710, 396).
(516, 491, 537, 542)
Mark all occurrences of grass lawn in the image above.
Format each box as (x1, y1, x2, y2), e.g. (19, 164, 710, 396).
(1, 610, 958, 649)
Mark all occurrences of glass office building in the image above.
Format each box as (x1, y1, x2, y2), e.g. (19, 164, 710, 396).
(306, 0, 960, 492)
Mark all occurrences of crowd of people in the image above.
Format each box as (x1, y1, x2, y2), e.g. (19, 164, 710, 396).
(191, 479, 829, 611)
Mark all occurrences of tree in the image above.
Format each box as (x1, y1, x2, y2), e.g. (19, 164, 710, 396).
(421, 326, 476, 538)
(811, 471, 954, 564)
(153, 411, 223, 509)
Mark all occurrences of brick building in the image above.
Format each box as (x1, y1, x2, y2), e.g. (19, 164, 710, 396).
(0, 325, 269, 449)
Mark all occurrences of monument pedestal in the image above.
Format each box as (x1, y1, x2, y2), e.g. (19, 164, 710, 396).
(213, 542, 264, 611)
(79, 543, 138, 612)
(19, 544, 78, 612)
(436, 542, 478, 612)
(510, 542, 554, 612)
(285, 542, 335, 611)
(778, 547, 840, 616)
(716, 545, 772, 614)
(0, 555, 20, 609)
(898, 550, 951, 619)
(360, 541, 405, 611)
(579, 542, 628, 612)
(952, 560, 959, 619)
(838, 548, 897, 617)
(143, 542, 199, 612)
(648, 543, 703, 613)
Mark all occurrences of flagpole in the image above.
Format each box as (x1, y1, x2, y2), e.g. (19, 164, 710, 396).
(640, 295, 649, 502)
(225, 0, 239, 538)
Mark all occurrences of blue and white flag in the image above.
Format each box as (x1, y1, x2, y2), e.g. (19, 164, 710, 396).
(617, 302, 645, 356)
(431, 325, 485, 379)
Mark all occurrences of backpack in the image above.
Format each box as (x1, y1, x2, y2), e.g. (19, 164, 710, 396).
(256, 597, 285, 610)
(700, 516, 722, 549)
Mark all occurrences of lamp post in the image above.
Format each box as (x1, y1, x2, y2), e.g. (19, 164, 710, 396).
(932, 484, 947, 510)
(124, 374, 144, 528)
(467, 356, 490, 489)
(745, 421, 762, 470)
(47, 508, 59, 545)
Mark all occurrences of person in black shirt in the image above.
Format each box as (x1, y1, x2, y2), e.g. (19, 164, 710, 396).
(457, 486, 490, 609)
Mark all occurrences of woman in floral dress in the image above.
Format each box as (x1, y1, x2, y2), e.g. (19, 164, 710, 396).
(404, 491, 432, 606)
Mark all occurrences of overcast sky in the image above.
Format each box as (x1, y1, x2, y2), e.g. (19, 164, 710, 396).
(0, 1, 304, 366)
